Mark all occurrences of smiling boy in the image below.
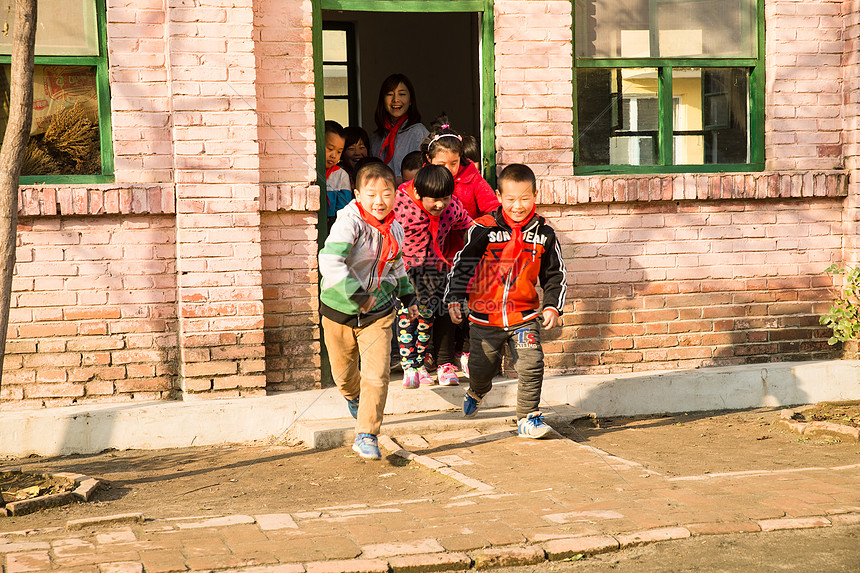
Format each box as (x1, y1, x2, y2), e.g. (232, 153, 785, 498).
(444, 164, 567, 438)
(319, 161, 419, 459)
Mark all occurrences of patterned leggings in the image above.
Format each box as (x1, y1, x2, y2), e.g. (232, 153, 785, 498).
(398, 266, 445, 370)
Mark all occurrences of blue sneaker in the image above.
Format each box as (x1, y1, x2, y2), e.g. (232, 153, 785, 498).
(345, 397, 359, 419)
(463, 390, 483, 417)
(517, 412, 552, 439)
(352, 433, 381, 460)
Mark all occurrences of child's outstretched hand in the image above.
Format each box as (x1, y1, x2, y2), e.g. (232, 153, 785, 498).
(448, 302, 463, 324)
(406, 304, 419, 321)
(359, 295, 376, 313)
(542, 309, 560, 329)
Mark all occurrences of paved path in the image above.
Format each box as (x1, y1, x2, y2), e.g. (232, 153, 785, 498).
(2, 422, 859, 572)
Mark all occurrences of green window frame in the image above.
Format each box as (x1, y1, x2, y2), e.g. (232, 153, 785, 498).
(322, 21, 359, 127)
(1, 0, 113, 184)
(572, 0, 765, 174)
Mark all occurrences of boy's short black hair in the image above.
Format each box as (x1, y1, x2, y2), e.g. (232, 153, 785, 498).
(355, 160, 395, 190)
(413, 164, 455, 200)
(401, 150, 423, 173)
(354, 155, 384, 174)
(497, 163, 536, 194)
(325, 120, 345, 139)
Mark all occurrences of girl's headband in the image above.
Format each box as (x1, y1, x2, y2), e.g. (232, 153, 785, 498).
(427, 132, 463, 148)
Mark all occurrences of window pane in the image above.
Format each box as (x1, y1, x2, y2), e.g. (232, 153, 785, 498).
(324, 99, 349, 128)
(322, 29, 347, 62)
(323, 65, 349, 97)
(673, 68, 749, 164)
(0, 0, 99, 56)
(577, 68, 659, 166)
(575, 0, 756, 58)
(0, 65, 101, 175)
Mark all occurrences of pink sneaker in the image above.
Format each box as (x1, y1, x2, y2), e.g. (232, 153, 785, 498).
(437, 363, 460, 386)
(402, 368, 420, 389)
(417, 366, 435, 386)
(457, 353, 470, 377)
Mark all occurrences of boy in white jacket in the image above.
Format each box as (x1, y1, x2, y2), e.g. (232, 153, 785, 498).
(319, 162, 418, 460)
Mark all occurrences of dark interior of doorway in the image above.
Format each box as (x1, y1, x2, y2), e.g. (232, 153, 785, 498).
(322, 10, 482, 155)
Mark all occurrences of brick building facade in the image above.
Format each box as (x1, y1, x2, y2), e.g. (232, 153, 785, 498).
(1, 0, 857, 408)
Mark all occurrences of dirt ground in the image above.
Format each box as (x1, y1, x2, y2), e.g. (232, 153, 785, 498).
(802, 400, 860, 429)
(556, 406, 860, 477)
(2, 406, 859, 530)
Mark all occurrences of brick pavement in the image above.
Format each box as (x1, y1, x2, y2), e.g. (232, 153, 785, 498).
(1, 423, 859, 572)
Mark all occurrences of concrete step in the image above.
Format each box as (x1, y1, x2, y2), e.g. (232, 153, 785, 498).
(288, 404, 595, 449)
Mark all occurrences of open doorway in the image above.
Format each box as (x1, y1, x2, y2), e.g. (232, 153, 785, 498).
(322, 10, 483, 156)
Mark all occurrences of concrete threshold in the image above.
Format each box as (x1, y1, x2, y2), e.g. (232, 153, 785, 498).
(0, 359, 857, 457)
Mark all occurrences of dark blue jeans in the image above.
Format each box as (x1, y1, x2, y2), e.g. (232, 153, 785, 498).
(467, 319, 544, 419)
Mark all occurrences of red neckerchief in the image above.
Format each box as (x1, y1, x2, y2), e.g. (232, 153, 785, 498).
(406, 183, 450, 268)
(325, 165, 340, 178)
(356, 202, 397, 283)
(497, 205, 536, 277)
(380, 115, 408, 164)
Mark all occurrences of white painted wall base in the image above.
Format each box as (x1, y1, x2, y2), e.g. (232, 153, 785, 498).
(1, 360, 858, 458)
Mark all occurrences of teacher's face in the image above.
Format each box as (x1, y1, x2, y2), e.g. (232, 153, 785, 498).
(384, 82, 411, 120)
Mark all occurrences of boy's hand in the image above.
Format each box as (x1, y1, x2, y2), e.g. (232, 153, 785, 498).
(406, 304, 419, 321)
(448, 303, 463, 324)
(359, 295, 376, 313)
(542, 309, 559, 329)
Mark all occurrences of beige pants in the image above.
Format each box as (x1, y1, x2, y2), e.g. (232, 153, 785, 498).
(322, 312, 395, 436)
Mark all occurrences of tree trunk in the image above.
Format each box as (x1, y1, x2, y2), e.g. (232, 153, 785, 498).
(0, 0, 37, 394)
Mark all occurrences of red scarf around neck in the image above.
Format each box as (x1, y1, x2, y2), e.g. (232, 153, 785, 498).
(380, 115, 408, 164)
(497, 205, 537, 278)
(325, 165, 340, 178)
(407, 186, 450, 268)
(356, 202, 397, 284)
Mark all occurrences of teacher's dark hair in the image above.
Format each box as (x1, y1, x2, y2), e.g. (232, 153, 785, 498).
(374, 73, 422, 136)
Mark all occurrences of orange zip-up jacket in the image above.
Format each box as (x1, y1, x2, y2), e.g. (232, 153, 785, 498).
(444, 208, 567, 329)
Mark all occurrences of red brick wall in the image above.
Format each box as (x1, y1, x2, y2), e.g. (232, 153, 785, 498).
(766, 0, 845, 170)
(2, 1, 857, 408)
(260, 211, 321, 391)
(3, 214, 178, 408)
(541, 197, 843, 374)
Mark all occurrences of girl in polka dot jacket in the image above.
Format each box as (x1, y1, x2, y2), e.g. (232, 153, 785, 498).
(394, 163, 472, 388)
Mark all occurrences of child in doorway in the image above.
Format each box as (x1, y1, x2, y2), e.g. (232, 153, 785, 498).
(422, 116, 499, 220)
(325, 121, 352, 228)
(444, 164, 567, 439)
(394, 164, 472, 388)
(340, 126, 371, 187)
(319, 161, 419, 460)
(400, 150, 423, 184)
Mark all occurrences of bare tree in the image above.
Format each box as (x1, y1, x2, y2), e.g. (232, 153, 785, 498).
(0, 0, 37, 386)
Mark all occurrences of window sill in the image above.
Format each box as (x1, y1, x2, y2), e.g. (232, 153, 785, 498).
(536, 171, 848, 205)
(17, 183, 175, 217)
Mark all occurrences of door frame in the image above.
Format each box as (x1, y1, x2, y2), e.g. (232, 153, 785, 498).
(313, 0, 496, 236)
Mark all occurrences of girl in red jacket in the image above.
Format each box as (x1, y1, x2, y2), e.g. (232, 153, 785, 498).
(422, 117, 499, 220)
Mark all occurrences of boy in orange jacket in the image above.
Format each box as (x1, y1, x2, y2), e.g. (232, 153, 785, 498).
(444, 164, 567, 438)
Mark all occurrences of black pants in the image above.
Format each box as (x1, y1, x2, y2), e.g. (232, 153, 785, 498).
(433, 314, 470, 367)
(467, 319, 544, 419)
